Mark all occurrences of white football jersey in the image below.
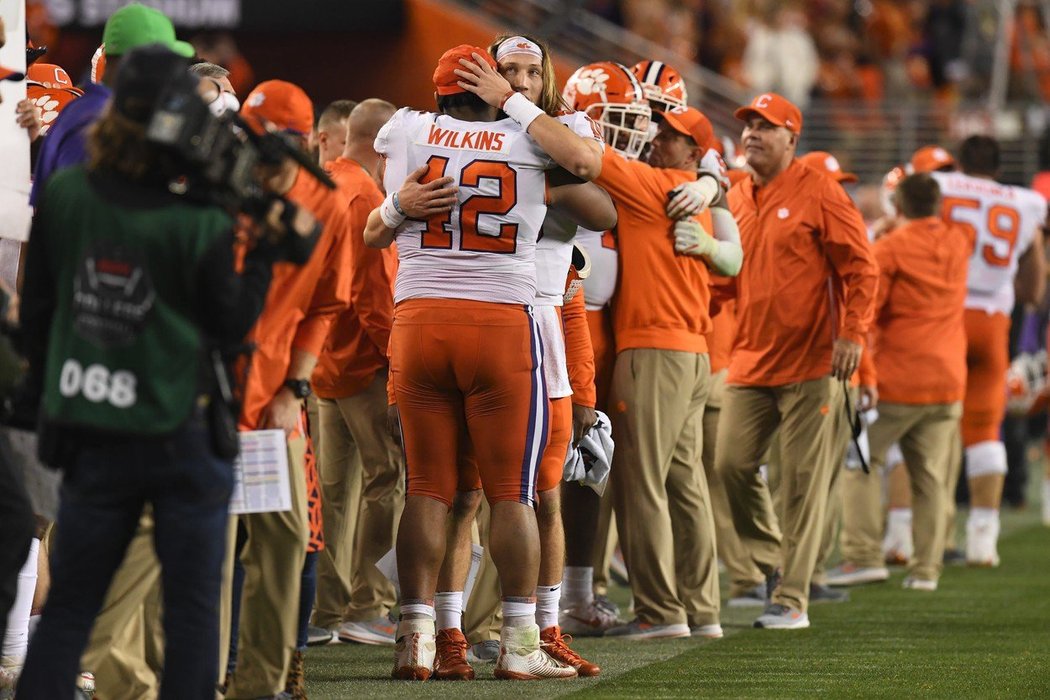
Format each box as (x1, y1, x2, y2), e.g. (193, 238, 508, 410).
(376, 107, 554, 305)
(576, 227, 618, 311)
(934, 171, 1048, 314)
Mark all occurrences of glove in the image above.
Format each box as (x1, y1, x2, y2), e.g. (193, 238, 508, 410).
(665, 149, 729, 219)
(699, 147, 730, 191)
(673, 219, 718, 257)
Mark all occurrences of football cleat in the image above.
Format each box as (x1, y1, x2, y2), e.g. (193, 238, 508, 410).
(434, 628, 474, 681)
(391, 619, 436, 681)
(494, 624, 577, 680)
(541, 625, 600, 676)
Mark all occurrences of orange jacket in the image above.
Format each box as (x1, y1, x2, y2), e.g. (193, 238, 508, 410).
(724, 159, 878, 386)
(562, 284, 596, 408)
(239, 167, 353, 429)
(312, 157, 395, 400)
(595, 149, 713, 354)
(871, 217, 970, 404)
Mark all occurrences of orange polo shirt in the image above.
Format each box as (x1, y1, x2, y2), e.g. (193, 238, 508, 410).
(871, 217, 970, 404)
(239, 167, 353, 429)
(707, 296, 737, 373)
(595, 148, 713, 354)
(725, 159, 878, 387)
(312, 157, 395, 400)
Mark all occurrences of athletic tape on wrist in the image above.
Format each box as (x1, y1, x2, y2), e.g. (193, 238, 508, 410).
(502, 91, 544, 129)
(380, 193, 406, 229)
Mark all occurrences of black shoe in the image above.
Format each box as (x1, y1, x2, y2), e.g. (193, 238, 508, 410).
(943, 548, 967, 566)
(809, 583, 849, 603)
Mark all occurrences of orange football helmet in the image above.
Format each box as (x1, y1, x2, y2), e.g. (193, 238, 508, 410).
(631, 59, 688, 112)
(562, 61, 651, 160)
(90, 44, 106, 84)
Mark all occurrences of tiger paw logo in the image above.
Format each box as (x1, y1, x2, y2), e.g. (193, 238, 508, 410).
(31, 94, 61, 135)
(571, 68, 610, 97)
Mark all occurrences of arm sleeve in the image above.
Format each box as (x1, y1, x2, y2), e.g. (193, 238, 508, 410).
(820, 181, 879, 344)
(193, 229, 274, 345)
(708, 205, 743, 276)
(348, 193, 396, 356)
(562, 286, 596, 407)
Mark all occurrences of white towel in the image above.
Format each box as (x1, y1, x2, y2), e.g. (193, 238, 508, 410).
(562, 410, 614, 495)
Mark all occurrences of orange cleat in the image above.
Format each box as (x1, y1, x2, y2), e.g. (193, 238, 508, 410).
(540, 625, 600, 677)
(434, 628, 475, 680)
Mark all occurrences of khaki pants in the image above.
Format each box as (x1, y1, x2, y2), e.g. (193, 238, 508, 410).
(590, 488, 617, 597)
(703, 370, 763, 597)
(716, 377, 841, 613)
(610, 349, 718, 627)
(312, 372, 403, 628)
(812, 387, 856, 586)
(840, 402, 961, 581)
(80, 511, 164, 700)
(225, 436, 309, 699)
(464, 499, 502, 644)
(943, 424, 963, 550)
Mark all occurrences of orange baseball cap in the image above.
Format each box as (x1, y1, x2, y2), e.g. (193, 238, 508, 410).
(910, 145, 955, 173)
(240, 80, 314, 136)
(799, 150, 858, 183)
(27, 63, 72, 89)
(734, 92, 802, 134)
(433, 44, 497, 96)
(658, 107, 718, 150)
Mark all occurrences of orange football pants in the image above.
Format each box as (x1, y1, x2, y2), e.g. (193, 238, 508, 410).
(390, 299, 548, 507)
(962, 309, 1010, 447)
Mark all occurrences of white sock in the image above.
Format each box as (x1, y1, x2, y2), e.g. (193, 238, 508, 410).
(501, 597, 537, 627)
(535, 584, 561, 630)
(3, 538, 39, 660)
(887, 508, 912, 528)
(435, 591, 463, 631)
(562, 566, 593, 606)
(399, 601, 435, 620)
(970, 507, 999, 524)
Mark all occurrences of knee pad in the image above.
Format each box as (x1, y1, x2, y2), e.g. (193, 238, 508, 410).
(965, 441, 1007, 479)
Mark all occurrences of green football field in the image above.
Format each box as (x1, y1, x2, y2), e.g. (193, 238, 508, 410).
(304, 483, 1050, 698)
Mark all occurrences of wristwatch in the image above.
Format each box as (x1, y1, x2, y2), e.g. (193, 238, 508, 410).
(283, 378, 312, 399)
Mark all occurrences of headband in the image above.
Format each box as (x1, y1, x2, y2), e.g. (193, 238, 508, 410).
(495, 36, 543, 63)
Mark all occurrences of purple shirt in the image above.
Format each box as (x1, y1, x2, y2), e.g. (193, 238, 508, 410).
(30, 81, 111, 207)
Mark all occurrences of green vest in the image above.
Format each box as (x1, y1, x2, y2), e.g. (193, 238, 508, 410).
(39, 167, 233, 435)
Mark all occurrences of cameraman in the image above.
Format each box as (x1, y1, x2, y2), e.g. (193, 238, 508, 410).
(14, 46, 313, 700)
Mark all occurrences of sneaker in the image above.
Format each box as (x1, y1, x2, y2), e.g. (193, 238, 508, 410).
(434, 628, 474, 680)
(604, 619, 690, 640)
(593, 594, 620, 618)
(809, 583, 850, 603)
(467, 639, 500, 664)
(391, 619, 436, 681)
(728, 583, 766, 608)
(901, 577, 937, 591)
(339, 614, 397, 645)
(541, 625, 600, 676)
(494, 624, 577, 680)
(689, 623, 724, 639)
(753, 604, 809, 630)
(284, 649, 306, 699)
(307, 625, 334, 646)
(560, 599, 619, 637)
(942, 548, 967, 566)
(825, 563, 890, 587)
(966, 516, 1001, 567)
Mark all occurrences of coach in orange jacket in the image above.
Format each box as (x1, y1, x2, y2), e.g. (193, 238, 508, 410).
(226, 80, 353, 699)
(838, 173, 970, 591)
(311, 99, 405, 643)
(715, 93, 877, 630)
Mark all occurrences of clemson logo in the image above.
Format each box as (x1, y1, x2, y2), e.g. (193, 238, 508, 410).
(570, 68, 609, 97)
(246, 92, 266, 108)
(824, 155, 841, 172)
(32, 95, 62, 135)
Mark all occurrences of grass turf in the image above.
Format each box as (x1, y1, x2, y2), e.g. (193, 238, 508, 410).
(304, 496, 1050, 698)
